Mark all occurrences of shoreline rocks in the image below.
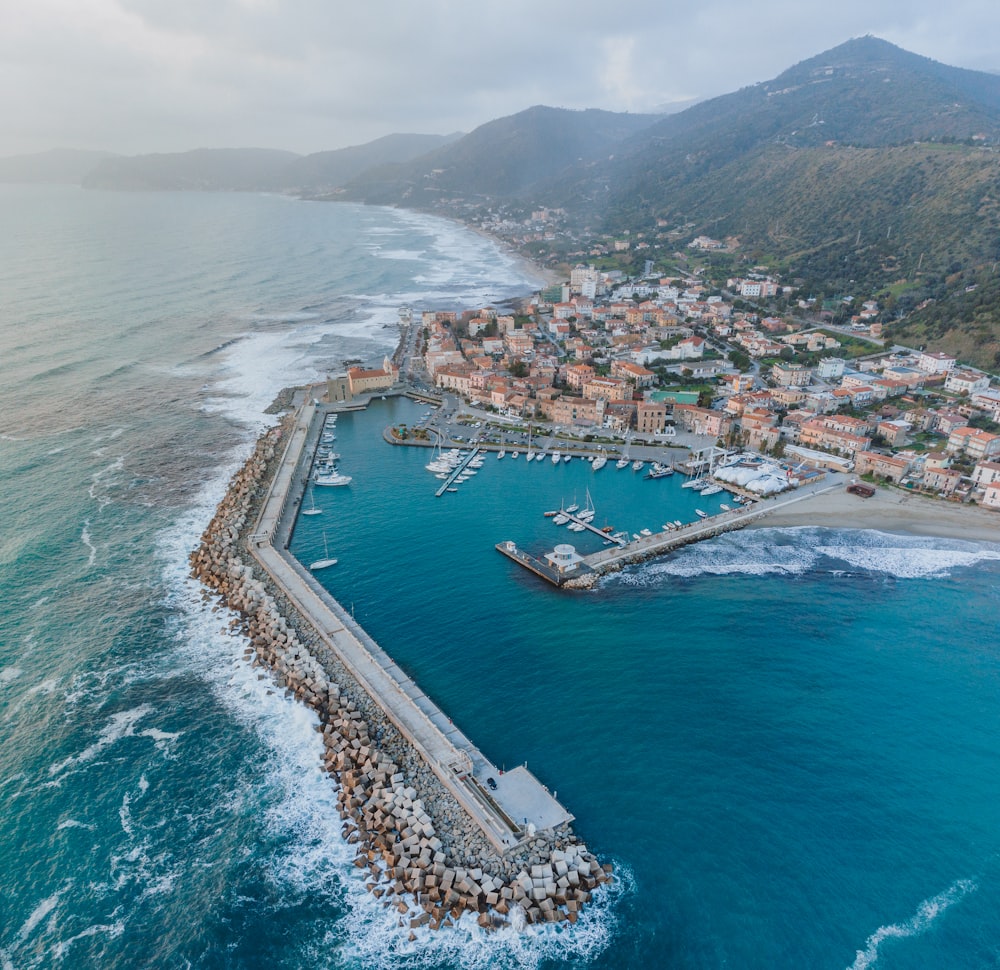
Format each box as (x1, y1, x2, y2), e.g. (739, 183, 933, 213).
(189, 418, 611, 931)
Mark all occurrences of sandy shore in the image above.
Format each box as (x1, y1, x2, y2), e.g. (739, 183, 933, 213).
(748, 484, 1000, 543)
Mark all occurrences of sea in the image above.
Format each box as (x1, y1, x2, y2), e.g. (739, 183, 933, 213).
(2, 184, 1000, 970)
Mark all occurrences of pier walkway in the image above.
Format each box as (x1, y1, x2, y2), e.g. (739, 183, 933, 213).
(434, 447, 481, 497)
(249, 403, 572, 852)
(582, 478, 844, 572)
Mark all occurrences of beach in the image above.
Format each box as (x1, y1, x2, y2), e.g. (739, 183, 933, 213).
(751, 482, 1000, 543)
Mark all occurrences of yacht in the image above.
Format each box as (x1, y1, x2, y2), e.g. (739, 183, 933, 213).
(314, 471, 352, 487)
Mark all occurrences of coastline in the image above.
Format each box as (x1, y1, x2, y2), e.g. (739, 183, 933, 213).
(749, 484, 1000, 544)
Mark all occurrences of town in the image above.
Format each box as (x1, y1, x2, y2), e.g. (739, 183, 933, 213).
(339, 250, 1000, 510)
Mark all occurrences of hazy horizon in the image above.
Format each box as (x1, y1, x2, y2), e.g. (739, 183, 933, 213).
(3, 0, 1000, 159)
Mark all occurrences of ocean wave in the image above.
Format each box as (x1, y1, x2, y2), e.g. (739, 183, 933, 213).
(47, 704, 154, 779)
(608, 527, 1000, 586)
(315, 862, 631, 970)
(847, 878, 976, 969)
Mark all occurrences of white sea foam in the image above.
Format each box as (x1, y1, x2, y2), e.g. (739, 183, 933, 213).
(0, 667, 22, 685)
(16, 891, 62, 944)
(47, 704, 153, 778)
(847, 878, 976, 969)
(49, 918, 125, 962)
(318, 863, 630, 970)
(199, 326, 328, 427)
(56, 819, 96, 832)
(611, 527, 1000, 587)
(27, 677, 59, 696)
(80, 521, 97, 567)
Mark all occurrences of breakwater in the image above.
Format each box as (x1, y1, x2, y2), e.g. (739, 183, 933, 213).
(189, 412, 610, 933)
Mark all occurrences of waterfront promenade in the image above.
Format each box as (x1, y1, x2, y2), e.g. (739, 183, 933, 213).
(248, 399, 572, 852)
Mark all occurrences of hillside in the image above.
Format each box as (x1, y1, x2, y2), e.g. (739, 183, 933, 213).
(82, 148, 302, 191)
(337, 106, 662, 205)
(0, 148, 119, 183)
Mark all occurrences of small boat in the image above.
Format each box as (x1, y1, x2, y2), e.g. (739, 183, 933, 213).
(512, 451, 519, 459)
(567, 522, 586, 532)
(314, 472, 352, 487)
(640, 528, 653, 536)
(446, 486, 458, 492)
(632, 533, 641, 541)
(720, 504, 732, 511)
(310, 533, 337, 571)
(544, 509, 559, 517)
(553, 513, 569, 525)
(695, 509, 708, 519)
(632, 460, 645, 472)
(551, 451, 561, 464)
(563, 454, 572, 463)
(601, 525, 614, 533)
(674, 520, 683, 528)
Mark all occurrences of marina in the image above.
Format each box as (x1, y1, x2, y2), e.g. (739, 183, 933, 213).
(251, 401, 575, 850)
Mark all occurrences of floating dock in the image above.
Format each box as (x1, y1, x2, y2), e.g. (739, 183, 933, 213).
(435, 447, 481, 497)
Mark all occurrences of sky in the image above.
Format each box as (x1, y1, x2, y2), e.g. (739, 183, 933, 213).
(2, 0, 1000, 158)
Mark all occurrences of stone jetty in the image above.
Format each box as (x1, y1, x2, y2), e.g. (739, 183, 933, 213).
(189, 417, 610, 933)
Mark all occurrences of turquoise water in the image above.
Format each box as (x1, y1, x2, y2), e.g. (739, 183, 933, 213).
(3, 184, 1000, 969)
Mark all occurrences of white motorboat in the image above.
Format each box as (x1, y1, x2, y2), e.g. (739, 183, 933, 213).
(551, 451, 561, 464)
(314, 471, 352, 487)
(632, 460, 645, 472)
(563, 454, 572, 462)
(616, 457, 630, 470)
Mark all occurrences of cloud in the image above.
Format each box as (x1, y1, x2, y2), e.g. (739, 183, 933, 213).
(1, 0, 999, 157)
